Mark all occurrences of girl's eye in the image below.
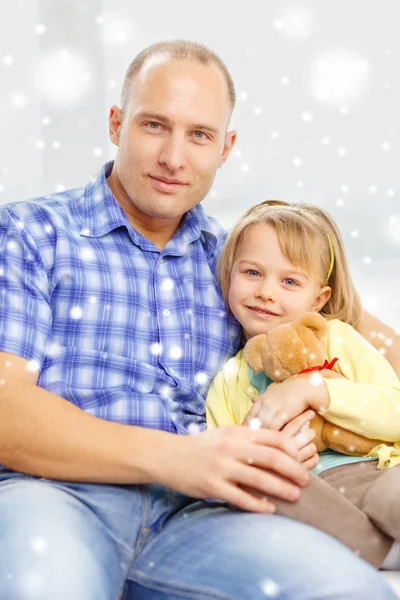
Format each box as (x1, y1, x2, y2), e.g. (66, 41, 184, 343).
(246, 269, 259, 277)
(284, 278, 298, 286)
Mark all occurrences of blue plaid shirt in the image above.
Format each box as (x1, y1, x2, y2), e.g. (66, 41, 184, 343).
(0, 162, 241, 434)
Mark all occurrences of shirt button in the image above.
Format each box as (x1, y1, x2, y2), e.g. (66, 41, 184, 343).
(247, 386, 257, 395)
(159, 258, 164, 264)
(163, 309, 171, 317)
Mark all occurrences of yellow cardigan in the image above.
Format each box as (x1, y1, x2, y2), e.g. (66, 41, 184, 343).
(206, 319, 400, 469)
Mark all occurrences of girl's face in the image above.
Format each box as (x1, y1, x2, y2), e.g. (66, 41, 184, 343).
(228, 223, 331, 341)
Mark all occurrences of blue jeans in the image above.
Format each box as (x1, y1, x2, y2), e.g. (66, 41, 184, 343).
(0, 471, 396, 600)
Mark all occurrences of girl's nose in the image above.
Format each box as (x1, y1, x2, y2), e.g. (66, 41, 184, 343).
(255, 280, 277, 302)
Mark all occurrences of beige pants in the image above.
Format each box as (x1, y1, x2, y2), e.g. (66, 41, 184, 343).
(273, 461, 400, 568)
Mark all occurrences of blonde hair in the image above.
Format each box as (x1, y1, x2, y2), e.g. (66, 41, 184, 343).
(121, 40, 235, 113)
(217, 199, 361, 328)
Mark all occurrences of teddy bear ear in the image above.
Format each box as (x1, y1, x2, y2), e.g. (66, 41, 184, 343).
(243, 334, 267, 374)
(296, 312, 327, 341)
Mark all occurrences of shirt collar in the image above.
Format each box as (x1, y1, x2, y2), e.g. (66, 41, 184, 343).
(80, 161, 219, 256)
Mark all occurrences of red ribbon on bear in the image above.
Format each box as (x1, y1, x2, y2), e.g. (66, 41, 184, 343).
(298, 357, 339, 375)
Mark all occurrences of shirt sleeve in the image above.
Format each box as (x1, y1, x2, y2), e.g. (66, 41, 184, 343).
(206, 369, 238, 429)
(0, 207, 52, 367)
(322, 319, 400, 442)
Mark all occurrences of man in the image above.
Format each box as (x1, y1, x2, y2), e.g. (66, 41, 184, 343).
(0, 40, 397, 599)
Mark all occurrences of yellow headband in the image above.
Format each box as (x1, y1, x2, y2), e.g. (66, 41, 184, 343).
(264, 204, 335, 285)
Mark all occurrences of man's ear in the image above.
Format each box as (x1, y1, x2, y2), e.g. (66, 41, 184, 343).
(109, 105, 123, 147)
(312, 286, 331, 312)
(219, 129, 236, 167)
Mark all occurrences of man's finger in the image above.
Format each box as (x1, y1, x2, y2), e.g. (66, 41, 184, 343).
(217, 481, 276, 513)
(238, 444, 310, 488)
(231, 461, 303, 502)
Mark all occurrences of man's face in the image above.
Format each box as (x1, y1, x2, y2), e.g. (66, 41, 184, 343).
(108, 56, 235, 233)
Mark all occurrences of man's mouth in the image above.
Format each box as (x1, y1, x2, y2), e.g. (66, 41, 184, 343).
(148, 175, 188, 194)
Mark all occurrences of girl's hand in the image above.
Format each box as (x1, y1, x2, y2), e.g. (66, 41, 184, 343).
(244, 377, 330, 431)
(281, 410, 319, 470)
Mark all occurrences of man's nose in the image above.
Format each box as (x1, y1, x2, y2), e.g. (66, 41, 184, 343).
(158, 135, 186, 171)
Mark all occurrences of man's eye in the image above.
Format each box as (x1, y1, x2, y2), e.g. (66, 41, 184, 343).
(193, 131, 207, 140)
(146, 122, 161, 130)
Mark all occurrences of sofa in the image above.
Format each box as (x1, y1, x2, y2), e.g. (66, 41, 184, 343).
(383, 571, 400, 596)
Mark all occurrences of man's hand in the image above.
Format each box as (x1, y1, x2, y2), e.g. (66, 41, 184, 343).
(244, 376, 330, 431)
(154, 425, 310, 514)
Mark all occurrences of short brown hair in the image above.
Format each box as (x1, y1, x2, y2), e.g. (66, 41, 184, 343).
(120, 39, 235, 113)
(217, 200, 362, 328)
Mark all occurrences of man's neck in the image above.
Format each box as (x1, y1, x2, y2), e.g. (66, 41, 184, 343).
(106, 171, 181, 250)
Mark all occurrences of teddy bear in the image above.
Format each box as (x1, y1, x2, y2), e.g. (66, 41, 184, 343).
(243, 312, 386, 456)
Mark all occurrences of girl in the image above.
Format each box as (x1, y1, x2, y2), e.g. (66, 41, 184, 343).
(206, 199, 400, 570)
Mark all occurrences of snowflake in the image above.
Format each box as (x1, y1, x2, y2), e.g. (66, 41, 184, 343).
(249, 417, 262, 431)
(169, 345, 182, 359)
(2, 54, 14, 67)
(310, 50, 369, 105)
(260, 578, 280, 597)
(281, 76, 290, 86)
(35, 23, 46, 35)
(188, 422, 202, 435)
(26, 360, 40, 373)
(253, 107, 263, 116)
(37, 49, 91, 105)
(11, 92, 28, 109)
(195, 372, 209, 385)
(293, 157, 302, 167)
(101, 15, 132, 47)
(70, 306, 83, 320)
(30, 536, 48, 553)
(7, 240, 18, 251)
(161, 278, 174, 292)
(310, 372, 323, 386)
(150, 342, 162, 356)
(301, 111, 312, 122)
